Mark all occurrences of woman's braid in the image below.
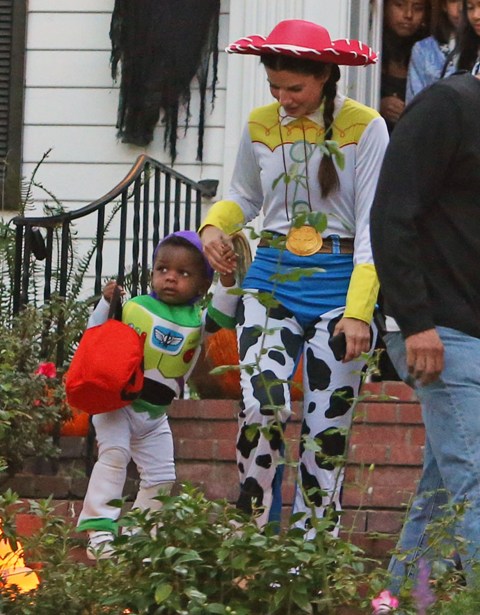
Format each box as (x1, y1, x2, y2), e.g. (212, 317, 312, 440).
(318, 67, 340, 197)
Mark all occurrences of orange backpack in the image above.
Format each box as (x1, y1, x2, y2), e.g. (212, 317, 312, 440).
(65, 294, 146, 415)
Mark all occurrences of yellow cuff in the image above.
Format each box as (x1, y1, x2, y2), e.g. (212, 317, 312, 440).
(344, 264, 379, 324)
(199, 200, 245, 235)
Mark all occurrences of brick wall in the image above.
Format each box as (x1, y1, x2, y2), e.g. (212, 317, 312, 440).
(4, 381, 423, 558)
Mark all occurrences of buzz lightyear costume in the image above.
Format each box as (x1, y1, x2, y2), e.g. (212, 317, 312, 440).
(77, 231, 237, 540)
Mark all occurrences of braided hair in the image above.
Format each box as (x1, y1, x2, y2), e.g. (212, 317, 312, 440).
(260, 54, 341, 197)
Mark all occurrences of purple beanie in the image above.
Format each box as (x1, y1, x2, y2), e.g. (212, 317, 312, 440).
(152, 230, 214, 283)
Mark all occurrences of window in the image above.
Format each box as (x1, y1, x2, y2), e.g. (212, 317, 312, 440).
(0, 0, 26, 211)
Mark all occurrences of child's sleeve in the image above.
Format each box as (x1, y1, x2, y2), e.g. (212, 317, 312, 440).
(205, 280, 239, 331)
(87, 296, 111, 329)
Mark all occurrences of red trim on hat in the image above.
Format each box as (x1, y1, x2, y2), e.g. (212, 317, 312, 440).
(226, 20, 377, 67)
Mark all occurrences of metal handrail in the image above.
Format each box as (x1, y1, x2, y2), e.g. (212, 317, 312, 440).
(11, 153, 218, 330)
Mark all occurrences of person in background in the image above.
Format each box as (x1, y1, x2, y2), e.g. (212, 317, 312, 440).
(200, 20, 389, 539)
(77, 231, 238, 560)
(406, 0, 461, 102)
(381, 0, 430, 131)
(457, 0, 480, 72)
(370, 68, 480, 612)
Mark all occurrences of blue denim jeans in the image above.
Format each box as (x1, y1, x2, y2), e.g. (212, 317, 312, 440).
(384, 327, 480, 594)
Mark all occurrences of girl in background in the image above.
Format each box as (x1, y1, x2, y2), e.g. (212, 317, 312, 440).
(381, 0, 430, 131)
(406, 0, 461, 102)
(457, 0, 480, 72)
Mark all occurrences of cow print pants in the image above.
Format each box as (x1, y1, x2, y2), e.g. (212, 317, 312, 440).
(235, 292, 376, 538)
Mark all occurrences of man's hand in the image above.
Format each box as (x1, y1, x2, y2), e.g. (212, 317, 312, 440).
(405, 329, 444, 386)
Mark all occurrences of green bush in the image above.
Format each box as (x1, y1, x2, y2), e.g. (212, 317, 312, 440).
(0, 486, 388, 615)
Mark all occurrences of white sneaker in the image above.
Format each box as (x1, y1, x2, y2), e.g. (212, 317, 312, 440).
(86, 531, 115, 560)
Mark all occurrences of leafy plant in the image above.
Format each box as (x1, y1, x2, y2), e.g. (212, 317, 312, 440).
(0, 485, 387, 615)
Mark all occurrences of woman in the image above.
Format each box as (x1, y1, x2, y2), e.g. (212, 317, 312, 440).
(457, 0, 480, 72)
(381, 0, 430, 131)
(406, 0, 461, 102)
(200, 20, 389, 538)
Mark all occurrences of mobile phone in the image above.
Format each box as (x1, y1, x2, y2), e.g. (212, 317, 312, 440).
(329, 332, 347, 361)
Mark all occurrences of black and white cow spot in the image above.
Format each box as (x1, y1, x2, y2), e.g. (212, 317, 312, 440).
(268, 303, 294, 321)
(304, 316, 322, 343)
(325, 386, 354, 419)
(299, 420, 311, 457)
(238, 326, 263, 361)
(299, 462, 324, 507)
(268, 349, 286, 366)
(314, 427, 347, 471)
(280, 328, 303, 362)
(255, 453, 273, 469)
(237, 422, 260, 459)
(306, 346, 331, 391)
(236, 300, 245, 326)
(323, 501, 340, 531)
(251, 370, 286, 415)
(236, 477, 264, 515)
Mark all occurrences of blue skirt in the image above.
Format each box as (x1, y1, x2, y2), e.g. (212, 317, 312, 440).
(242, 246, 353, 327)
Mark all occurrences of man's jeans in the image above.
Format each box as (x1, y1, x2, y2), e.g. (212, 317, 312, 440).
(384, 327, 480, 595)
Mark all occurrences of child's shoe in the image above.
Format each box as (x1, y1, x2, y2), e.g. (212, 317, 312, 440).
(86, 530, 115, 560)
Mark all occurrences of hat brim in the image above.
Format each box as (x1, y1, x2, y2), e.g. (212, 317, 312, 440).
(226, 35, 377, 66)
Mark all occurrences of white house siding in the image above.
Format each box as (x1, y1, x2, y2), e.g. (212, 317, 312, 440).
(22, 0, 229, 217)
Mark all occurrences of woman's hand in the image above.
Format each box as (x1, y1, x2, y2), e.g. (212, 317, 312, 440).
(200, 225, 236, 275)
(334, 317, 371, 362)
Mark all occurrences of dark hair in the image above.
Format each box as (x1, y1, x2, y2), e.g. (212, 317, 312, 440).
(431, 0, 457, 44)
(382, 0, 430, 69)
(457, 0, 480, 70)
(260, 54, 341, 197)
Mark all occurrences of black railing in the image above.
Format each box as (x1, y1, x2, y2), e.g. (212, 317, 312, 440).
(12, 154, 218, 365)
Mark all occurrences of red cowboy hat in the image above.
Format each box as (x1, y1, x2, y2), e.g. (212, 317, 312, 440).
(226, 19, 377, 67)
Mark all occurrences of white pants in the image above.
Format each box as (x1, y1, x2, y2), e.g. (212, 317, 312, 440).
(77, 406, 175, 529)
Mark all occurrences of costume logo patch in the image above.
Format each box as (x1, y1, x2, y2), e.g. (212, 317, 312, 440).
(152, 326, 184, 352)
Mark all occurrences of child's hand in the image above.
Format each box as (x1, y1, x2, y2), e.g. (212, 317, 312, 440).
(102, 280, 125, 303)
(219, 272, 236, 287)
(219, 253, 237, 287)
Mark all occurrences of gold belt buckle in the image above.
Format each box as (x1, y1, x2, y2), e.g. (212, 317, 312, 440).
(285, 225, 323, 256)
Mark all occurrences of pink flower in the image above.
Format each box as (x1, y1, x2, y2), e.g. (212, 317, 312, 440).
(35, 362, 57, 378)
(371, 590, 399, 611)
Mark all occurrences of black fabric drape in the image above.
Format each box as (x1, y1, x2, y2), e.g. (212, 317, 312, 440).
(110, 0, 220, 162)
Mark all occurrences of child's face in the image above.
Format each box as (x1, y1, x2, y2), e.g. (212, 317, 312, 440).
(467, 0, 480, 36)
(444, 0, 461, 28)
(385, 0, 427, 37)
(151, 244, 210, 305)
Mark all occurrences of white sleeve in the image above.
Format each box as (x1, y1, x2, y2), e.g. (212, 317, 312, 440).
(353, 116, 390, 266)
(87, 296, 111, 328)
(227, 124, 264, 223)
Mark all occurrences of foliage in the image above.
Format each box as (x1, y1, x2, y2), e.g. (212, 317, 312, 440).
(0, 153, 97, 476)
(0, 486, 386, 615)
(0, 304, 83, 477)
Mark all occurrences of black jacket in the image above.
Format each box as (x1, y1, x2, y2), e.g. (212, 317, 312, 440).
(371, 72, 480, 339)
